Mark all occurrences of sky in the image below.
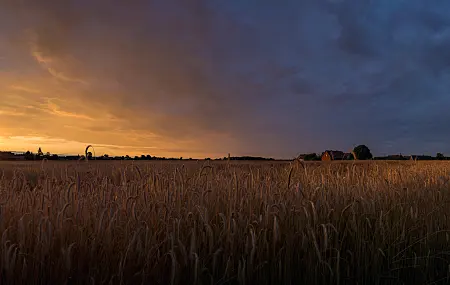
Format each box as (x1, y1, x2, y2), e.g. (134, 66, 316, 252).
(1, 0, 450, 158)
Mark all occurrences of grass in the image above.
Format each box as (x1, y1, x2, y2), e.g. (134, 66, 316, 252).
(0, 160, 449, 284)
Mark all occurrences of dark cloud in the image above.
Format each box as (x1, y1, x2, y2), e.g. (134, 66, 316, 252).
(1, 0, 450, 157)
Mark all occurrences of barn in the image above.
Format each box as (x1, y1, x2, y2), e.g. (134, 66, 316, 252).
(321, 150, 353, 161)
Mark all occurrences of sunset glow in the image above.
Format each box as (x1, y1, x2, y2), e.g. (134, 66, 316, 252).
(1, 1, 450, 158)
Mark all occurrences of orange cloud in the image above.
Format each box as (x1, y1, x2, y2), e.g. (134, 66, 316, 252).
(29, 33, 88, 85)
(9, 85, 42, 94)
(43, 100, 95, 120)
(0, 1, 247, 158)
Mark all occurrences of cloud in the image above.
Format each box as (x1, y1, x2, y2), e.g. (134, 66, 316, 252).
(9, 85, 41, 94)
(1, 0, 450, 157)
(42, 100, 95, 120)
(29, 36, 88, 84)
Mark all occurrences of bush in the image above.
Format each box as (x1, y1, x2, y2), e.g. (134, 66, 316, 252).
(353, 145, 373, 160)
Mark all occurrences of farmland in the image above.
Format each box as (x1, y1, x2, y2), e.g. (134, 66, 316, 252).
(0, 160, 449, 284)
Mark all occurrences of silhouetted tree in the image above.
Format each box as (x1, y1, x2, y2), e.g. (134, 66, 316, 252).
(353, 145, 373, 160)
(437, 153, 445, 160)
(36, 147, 43, 160)
(24, 151, 34, 160)
(303, 153, 319, 161)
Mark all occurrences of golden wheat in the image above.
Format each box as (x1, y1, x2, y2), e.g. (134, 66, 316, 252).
(0, 160, 448, 284)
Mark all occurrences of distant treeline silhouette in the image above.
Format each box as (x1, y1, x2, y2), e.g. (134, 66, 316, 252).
(0, 146, 449, 161)
(223, 156, 274, 161)
(0, 149, 276, 161)
(296, 145, 449, 161)
(298, 152, 450, 161)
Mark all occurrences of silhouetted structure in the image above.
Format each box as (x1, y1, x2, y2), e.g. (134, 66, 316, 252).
(0, 151, 25, 161)
(1, 148, 448, 161)
(409, 155, 435, 161)
(321, 150, 352, 161)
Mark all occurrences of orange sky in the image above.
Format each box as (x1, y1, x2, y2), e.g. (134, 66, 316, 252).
(0, 71, 238, 158)
(0, 2, 248, 159)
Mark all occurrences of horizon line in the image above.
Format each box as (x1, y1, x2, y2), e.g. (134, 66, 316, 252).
(1, 149, 447, 160)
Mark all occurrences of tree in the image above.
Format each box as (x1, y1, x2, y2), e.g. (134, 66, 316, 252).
(36, 147, 43, 160)
(24, 151, 34, 160)
(303, 153, 319, 161)
(437, 153, 445, 160)
(352, 145, 373, 160)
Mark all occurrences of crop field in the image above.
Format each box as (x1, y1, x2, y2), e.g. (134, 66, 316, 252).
(0, 160, 449, 284)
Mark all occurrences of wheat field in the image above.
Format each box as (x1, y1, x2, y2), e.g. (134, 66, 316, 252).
(0, 160, 449, 284)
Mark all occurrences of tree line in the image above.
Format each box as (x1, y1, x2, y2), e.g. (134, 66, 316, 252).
(18, 148, 275, 161)
(4, 145, 449, 161)
(299, 145, 449, 161)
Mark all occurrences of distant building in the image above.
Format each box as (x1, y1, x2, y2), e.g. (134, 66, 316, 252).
(409, 155, 434, 161)
(321, 150, 353, 161)
(374, 154, 407, 160)
(0, 151, 25, 161)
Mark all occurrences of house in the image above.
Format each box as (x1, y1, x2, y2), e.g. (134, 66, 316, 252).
(387, 155, 407, 160)
(321, 150, 353, 161)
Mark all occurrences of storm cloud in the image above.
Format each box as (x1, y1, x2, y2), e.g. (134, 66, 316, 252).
(1, 0, 450, 157)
